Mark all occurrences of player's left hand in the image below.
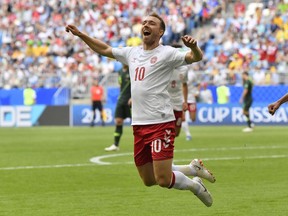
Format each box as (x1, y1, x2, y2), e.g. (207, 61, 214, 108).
(268, 102, 280, 115)
(181, 35, 197, 48)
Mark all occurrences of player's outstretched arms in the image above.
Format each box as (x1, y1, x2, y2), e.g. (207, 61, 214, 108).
(182, 35, 203, 64)
(66, 24, 114, 59)
(268, 93, 288, 115)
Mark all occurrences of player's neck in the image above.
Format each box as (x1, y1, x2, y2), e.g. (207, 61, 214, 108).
(143, 42, 160, 51)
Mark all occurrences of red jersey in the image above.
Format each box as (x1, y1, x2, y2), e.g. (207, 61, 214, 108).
(234, 2, 246, 16)
(266, 44, 278, 63)
(91, 85, 104, 101)
(258, 48, 267, 61)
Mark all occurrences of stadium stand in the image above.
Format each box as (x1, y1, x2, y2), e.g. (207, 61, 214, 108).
(0, 0, 287, 100)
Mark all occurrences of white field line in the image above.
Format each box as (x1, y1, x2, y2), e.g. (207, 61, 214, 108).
(0, 163, 94, 170)
(174, 145, 288, 153)
(89, 145, 288, 165)
(0, 145, 288, 170)
(90, 154, 288, 165)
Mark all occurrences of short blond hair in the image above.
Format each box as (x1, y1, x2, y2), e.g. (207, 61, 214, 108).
(148, 12, 166, 37)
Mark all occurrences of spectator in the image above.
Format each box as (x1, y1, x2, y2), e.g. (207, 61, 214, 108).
(23, 84, 36, 106)
(266, 39, 278, 68)
(234, 0, 246, 17)
(0, 0, 287, 92)
(199, 82, 213, 104)
(216, 81, 230, 104)
(252, 63, 266, 85)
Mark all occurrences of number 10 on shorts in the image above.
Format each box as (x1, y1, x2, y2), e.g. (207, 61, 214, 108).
(151, 139, 169, 153)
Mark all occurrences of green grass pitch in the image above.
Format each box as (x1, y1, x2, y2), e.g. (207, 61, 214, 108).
(0, 125, 288, 216)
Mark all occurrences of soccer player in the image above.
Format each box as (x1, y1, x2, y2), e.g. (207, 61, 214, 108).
(105, 65, 131, 151)
(240, 71, 254, 132)
(268, 93, 288, 115)
(66, 12, 214, 207)
(90, 79, 105, 127)
(168, 65, 216, 186)
(168, 55, 189, 136)
(182, 79, 201, 141)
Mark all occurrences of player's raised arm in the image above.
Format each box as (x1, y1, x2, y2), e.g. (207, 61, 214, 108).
(66, 24, 114, 59)
(182, 35, 203, 64)
(268, 93, 288, 115)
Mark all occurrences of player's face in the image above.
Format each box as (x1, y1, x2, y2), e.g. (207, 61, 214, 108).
(141, 16, 163, 44)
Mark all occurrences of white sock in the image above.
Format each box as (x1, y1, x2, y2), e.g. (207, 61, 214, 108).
(182, 121, 191, 137)
(172, 163, 197, 176)
(170, 171, 200, 194)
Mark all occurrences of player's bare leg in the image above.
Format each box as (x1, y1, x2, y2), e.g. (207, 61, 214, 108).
(153, 158, 213, 207)
(189, 110, 196, 122)
(153, 158, 174, 187)
(136, 162, 156, 186)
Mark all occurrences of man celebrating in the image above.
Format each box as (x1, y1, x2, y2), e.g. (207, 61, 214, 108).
(66, 12, 214, 207)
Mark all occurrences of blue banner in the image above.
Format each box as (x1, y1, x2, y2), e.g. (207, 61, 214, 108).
(0, 105, 45, 127)
(2, 103, 287, 127)
(0, 88, 69, 105)
(72, 104, 131, 126)
(189, 103, 288, 125)
(0, 105, 70, 127)
(72, 103, 288, 126)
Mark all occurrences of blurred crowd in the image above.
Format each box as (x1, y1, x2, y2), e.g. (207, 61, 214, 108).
(0, 0, 287, 93)
(193, 0, 288, 87)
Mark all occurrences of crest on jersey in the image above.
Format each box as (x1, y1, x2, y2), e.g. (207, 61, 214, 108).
(150, 56, 158, 64)
(171, 80, 176, 88)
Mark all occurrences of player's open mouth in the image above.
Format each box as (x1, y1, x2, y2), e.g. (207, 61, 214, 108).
(143, 29, 151, 36)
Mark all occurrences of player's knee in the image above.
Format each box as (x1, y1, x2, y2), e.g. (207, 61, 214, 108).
(142, 179, 156, 187)
(155, 176, 170, 188)
(115, 118, 124, 125)
(190, 114, 196, 122)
